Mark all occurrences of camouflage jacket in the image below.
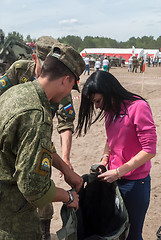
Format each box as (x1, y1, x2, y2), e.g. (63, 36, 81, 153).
(0, 80, 56, 239)
(0, 60, 75, 133)
(132, 58, 139, 67)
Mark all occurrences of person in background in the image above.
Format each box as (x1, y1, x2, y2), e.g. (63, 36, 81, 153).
(119, 56, 122, 68)
(152, 58, 155, 67)
(107, 56, 111, 72)
(128, 57, 133, 72)
(76, 70, 157, 240)
(84, 55, 90, 75)
(159, 58, 161, 67)
(102, 57, 109, 72)
(95, 58, 101, 71)
(132, 56, 138, 73)
(148, 56, 151, 67)
(100, 54, 104, 67)
(139, 57, 144, 73)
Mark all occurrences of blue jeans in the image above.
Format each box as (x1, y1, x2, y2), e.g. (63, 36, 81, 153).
(84, 64, 90, 75)
(117, 175, 151, 240)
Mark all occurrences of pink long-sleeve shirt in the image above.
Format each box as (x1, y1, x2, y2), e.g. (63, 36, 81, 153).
(105, 100, 157, 180)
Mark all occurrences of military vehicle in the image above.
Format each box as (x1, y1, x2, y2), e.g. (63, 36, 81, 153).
(109, 56, 125, 67)
(86, 54, 125, 69)
(89, 56, 96, 68)
(84, 54, 101, 68)
(0, 36, 32, 75)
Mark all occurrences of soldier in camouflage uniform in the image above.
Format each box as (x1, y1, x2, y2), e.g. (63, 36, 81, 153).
(132, 56, 139, 73)
(139, 57, 144, 73)
(0, 36, 79, 240)
(0, 42, 85, 240)
(0, 36, 76, 170)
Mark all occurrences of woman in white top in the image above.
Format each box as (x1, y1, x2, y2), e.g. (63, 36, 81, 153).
(84, 57, 90, 75)
(103, 57, 109, 72)
(95, 59, 101, 71)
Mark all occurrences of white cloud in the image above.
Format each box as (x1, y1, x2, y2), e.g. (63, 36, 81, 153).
(59, 19, 78, 25)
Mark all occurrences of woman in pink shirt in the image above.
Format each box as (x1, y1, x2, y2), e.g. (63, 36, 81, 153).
(76, 71, 157, 240)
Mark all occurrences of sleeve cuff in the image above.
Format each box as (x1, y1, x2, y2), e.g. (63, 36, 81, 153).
(29, 180, 56, 208)
(57, 124, 74, 134)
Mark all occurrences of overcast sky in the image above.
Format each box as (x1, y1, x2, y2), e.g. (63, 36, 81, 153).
(1, 0, 161, 42)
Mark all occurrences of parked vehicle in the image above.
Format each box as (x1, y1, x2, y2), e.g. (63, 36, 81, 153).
(0, 36, 32, 74)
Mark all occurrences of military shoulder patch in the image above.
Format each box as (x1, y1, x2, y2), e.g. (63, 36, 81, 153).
(64, 104, 74, 116)
(35, 148, 52, 176)
(21, 76, 29, 83)
(0, 76, 11, 90)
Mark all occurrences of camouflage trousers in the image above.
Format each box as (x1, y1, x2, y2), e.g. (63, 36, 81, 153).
(38, 202, 54, 220)
(0, 231, 42, 240)
(0, 182, 42, 240)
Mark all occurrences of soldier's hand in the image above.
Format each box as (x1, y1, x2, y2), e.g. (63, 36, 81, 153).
(67, 191, 79, 211)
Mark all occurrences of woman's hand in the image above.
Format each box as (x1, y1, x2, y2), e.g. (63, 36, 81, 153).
(97, 169, 119, 183)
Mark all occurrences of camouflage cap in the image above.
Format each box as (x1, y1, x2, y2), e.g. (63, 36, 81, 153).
(47, 42, 85, 91)
(35, 36, 59, 60)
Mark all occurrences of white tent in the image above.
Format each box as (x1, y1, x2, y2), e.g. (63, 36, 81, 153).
(144, 49, 159, 59)
(80, 48, 144, 64)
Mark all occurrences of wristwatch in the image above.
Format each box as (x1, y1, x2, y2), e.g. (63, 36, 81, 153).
(64, 190, 74, 205)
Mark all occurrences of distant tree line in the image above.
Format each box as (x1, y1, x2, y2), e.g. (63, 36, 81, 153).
(58, 35, 161, 52)
(1, 29, 161, 52)
(0, 29, 36, 45)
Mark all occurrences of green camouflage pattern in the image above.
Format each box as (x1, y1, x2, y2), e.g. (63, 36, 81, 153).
(132, 57, 139, 67)
(0, 60, 35, 95)
(0, 59, 75, 133)
(0, 80, 56, 238)
(0, 183, 42, 240)
(35, 36, 59, 61)
(56, 94, 75, 133)
(38, 203, 53, 220)
(48, 42, 85, 81)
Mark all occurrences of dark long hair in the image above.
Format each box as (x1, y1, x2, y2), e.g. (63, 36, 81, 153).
(75, 70, 146, 136)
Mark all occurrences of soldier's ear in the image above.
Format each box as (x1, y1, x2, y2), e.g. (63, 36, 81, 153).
(62, 76, 70, 87)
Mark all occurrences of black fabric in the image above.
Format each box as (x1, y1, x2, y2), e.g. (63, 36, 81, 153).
(56, 165, 129, 240)
(77, 173, 126, 240)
